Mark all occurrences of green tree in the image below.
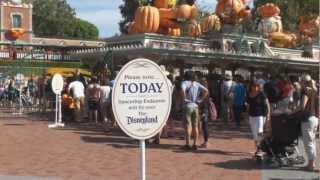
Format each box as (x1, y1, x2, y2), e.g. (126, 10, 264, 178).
(32, 0, 76, 38)
(73, 19, 99, 40)
(32, 0, 99, 39)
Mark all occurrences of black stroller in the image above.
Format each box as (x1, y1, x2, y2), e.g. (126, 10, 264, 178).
(259, 111, 305, 167)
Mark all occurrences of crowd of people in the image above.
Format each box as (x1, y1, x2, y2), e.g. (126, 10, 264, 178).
(162, 71, 319, 170)
(0, 75, 37, 109)
(0, 69, 319, 171)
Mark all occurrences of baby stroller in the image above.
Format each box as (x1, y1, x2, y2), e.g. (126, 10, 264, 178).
(258, 111, 305, 167)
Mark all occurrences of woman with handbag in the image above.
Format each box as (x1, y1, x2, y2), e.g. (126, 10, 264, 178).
(300, 75, 318, 171)
(246, 82, 271, 156)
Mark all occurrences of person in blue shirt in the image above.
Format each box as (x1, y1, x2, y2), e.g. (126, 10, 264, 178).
(233, 75, 247, 127)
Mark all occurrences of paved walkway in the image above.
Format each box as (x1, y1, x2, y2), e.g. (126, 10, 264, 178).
(0, 116, 318, 180)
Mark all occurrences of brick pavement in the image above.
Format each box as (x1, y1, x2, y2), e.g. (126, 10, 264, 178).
(0, 116, 318, 180)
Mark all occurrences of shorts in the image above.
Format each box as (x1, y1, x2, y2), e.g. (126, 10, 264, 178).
(249, 116, 265, 141)
(88, 100, 99, 110)
(185, 105, 199, 128)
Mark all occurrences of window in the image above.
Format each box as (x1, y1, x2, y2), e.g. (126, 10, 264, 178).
(12, 14, 22, 28)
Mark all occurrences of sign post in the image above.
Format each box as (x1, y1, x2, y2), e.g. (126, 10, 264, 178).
(140, 140, 146, 180)
(49, 73, 65, 128)
(112, 58, 172, 180)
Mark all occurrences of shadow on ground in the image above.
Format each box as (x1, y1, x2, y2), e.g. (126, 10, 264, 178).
(3, 123, 26, 126)
(205, 158, 262, 170)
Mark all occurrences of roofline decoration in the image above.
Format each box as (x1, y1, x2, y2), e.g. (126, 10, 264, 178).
(0, 1, 32, 8)
(0, 37, 106, 48)
(72, 33, 319, 71)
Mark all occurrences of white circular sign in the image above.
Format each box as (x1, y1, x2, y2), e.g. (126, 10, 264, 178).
(15, 73, 24, 81)
(112, 58, 172, 140)
(51, 74, 64, 94)
(14, 73, 25, 86)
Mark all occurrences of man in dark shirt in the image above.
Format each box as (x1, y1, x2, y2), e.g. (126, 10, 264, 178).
(71, 69, 87, 87)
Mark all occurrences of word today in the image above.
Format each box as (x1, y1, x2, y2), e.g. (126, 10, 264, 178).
(120, 82, 164, 94)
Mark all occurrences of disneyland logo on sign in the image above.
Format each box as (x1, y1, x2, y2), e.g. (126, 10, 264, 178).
(112, 59, 172, 140)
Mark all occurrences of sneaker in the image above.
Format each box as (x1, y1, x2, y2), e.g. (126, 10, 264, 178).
(153, 138, 160, 145)
(181, 144, 192, 150)
(199, 143, 208, 148)
(192, 145, 198, 151)
(301, 166, 318, 172)
(254, 149, 264, 158)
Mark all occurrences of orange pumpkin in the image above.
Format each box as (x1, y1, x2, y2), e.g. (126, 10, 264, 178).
(134, 6, 160, 33)
(154, 0, 176, 8)
(7, 28, 25, 40)
(201, 14, 221, 33)
(188, 22, 202, 37)
(257, 3, 280, 18)
(157, 27, 169, 34)
(160, 18, 180, 28)
(269, 32, 297, 48)
(215, 0, 250, 24)
(159, 8, 177, 20)
(299, 16, 320, 38)
(176, 4, 193, 20)
(190, 5, 198, 19)
(128, 21, 139, 34)
(168, 28, 181, 36)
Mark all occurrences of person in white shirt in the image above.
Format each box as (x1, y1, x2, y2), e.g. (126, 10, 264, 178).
(220, 73, 236, 123)
(100, 80, 111, 123)
(181, 71, 208, 150)
(68, 80, 85, 122)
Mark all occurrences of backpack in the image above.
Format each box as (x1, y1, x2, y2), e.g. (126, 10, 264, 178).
(209, 98, 218, 121)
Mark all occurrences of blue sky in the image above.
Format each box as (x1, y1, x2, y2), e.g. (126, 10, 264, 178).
(67, 0, 253, 38)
